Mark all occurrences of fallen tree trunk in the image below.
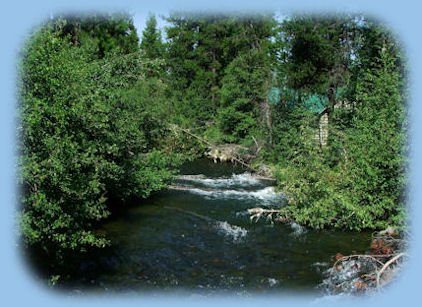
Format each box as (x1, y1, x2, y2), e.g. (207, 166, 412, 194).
(169, 124, 214, 148)
(169, 124, 268, 176)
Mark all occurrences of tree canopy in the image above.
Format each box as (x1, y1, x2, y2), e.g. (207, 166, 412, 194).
(17, 12, 408, 280)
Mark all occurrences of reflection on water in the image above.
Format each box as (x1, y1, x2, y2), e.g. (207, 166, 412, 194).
(61, 158, 371, 295)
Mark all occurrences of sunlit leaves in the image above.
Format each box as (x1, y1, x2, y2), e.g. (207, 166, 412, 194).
(272, 20, 407, 231)
(18, 18, 179, 268)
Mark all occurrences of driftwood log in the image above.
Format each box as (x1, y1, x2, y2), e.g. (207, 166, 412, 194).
(169, 124, 269, 176)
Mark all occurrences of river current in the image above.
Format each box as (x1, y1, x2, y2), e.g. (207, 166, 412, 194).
(62, 158, 371, 295)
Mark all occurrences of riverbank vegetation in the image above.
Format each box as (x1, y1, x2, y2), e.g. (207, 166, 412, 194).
(17, 12, 407, 280)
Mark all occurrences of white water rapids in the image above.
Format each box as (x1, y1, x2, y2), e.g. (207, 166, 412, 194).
(172, 172, 284, 206)
(64, 160, 372, 296)
(169, 172, 287, 243)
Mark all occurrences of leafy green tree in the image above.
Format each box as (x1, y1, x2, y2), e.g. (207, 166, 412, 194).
(18, 18, 178, 274)
(57, 12, 139, 58)
(278, 15, 356, 119)
(274, 20, 407, 230)
(140, 14, 164, 59)
(218, 50, 270, 142)
(18, 25, 110, 264)
(165, 12, 276, 142)
(341, 25, 407, 229)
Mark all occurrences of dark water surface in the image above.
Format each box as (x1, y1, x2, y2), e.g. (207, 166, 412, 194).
(64, 158, 371, 295)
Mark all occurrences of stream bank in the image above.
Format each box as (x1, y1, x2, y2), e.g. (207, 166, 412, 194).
(58, 158, 372, 295)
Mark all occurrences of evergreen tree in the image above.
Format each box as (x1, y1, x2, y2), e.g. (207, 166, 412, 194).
(165, 12, 275, 138)
(218, 50, 272, 142)
(216, 15, 275, 143)
(279, 15, 356, 119)
(342, 24, 407, 229)
(140, 14, 164, 59)
(57, 12, 139, 58)
(18, 13, 408, 281)
(274, 19, 407, 230)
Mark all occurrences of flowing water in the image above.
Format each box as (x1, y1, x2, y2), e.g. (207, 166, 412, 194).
(62, 158, 372, 295)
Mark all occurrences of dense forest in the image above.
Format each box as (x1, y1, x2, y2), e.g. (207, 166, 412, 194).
(17, 12, 407, 281)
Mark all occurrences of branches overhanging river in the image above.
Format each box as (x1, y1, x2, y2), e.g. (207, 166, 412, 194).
(17, 11, 408, 295)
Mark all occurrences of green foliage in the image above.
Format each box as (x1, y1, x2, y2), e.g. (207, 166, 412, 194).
(165, 13, 275, 136)
(140, 14, 164, 60)
(342, 39, 407, 229)
(17, 19, 179, 267)
(58, 12, 139, 58)
(18, 26, 109, 257)
(162, 13, 407, 230)
(284, 15, 355, 89)
(267, 105, 310, 165)
(140, 15, 167, 79)
(272, 21, 407, 231)
(217, 52, 268, 141)
(18, 13, 408, 279)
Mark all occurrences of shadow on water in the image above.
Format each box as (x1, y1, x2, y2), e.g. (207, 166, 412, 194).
(41, 158, 372, 295)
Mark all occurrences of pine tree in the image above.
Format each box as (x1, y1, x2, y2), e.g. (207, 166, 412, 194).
(343, 25, 407, 229)
(57, 12, 139, 58)
(140, 14, 164, 59)
(272, 18, 407, 230)
(279, 15, 356, 120)
(165, 12, 275, 137)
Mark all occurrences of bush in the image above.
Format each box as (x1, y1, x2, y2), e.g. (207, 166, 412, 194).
(17, 22, 179, 267)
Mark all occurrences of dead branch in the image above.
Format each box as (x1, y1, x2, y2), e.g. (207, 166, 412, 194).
(376, 252, 406, 288)
(248, 208, 282, 223)
(251, 135, 262, 154)
(247, 207, 291, 224)
(325, 228, 407, 294)
(169, 123, 267, 176)
(169, 124, 214, 148)
(332, 254, 385, 274)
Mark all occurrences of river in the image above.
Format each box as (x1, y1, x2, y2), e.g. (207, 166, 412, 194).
(61, 158, 372, 295)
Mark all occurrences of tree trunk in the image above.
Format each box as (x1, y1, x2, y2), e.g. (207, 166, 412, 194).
(327, 86, 336, 121)
(263, 79, 273, 144)
(211, 50, 216, 103)
(319, 112, 329, 147)
(323, 85, 337, 146)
